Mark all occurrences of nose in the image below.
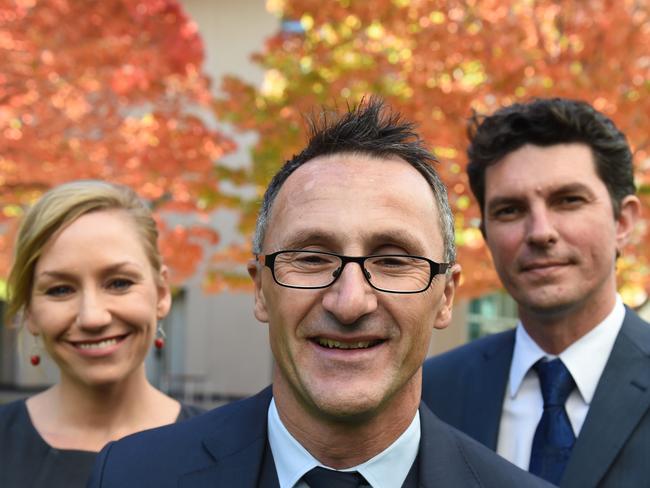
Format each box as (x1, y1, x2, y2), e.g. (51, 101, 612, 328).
(77, 291, 111, 329)
(322, 261, 378, 325)
(526, 205, 559, 248)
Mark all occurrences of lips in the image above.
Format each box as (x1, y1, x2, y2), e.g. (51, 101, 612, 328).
(69, 334, 128, 350)
(313, 337, 385, 350)
(520, 260, 569, 272)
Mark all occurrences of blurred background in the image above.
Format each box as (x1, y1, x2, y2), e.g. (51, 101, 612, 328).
(1, 0, 649, 407)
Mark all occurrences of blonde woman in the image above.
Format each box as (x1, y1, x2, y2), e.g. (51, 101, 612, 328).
(0, 181, 202, 487)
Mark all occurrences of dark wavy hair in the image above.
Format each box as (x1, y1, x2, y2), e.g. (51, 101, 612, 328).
(467, 98, 635, 218)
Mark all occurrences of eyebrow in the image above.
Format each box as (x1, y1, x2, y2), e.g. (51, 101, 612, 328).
(550, 182, 596, 196)
(487, 182, 595, 209)
(276, 228, 430, 256)
(280, 230, 339, 251)
(35, 262, 144, 281)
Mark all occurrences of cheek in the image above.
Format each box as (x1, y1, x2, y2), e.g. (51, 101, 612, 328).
(267, 288, 319, 329)
(27, 301, 72, 336)
(267, 322, 290, 364)
(265, 304, 300, 357)
(487, 231, 519, 262)
(386, 298, 434, 344)
(116, 294, 160, 331)
(392, 309, 434, 376)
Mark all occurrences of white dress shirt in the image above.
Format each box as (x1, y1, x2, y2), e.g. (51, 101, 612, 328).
(267, 398, 420, 488)
(496, 295, 625, 470)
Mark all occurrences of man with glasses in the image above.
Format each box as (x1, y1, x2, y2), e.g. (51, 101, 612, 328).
(89, 98, 550, 487)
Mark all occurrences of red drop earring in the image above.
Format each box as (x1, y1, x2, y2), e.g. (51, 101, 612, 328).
(154, 323, 166, 350)
(30, 335, 41, 366)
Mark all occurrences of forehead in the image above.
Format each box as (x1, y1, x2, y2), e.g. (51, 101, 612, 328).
(265, 153, 443, 254)
(37, 210, 148, 266)
(484, 143, 603, 200)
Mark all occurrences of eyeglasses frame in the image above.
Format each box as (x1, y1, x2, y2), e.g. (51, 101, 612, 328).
(257, 249, 452, 294)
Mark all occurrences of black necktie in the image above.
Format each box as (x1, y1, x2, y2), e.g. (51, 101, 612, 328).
(529, 358, 576, 485)
(302, 466, 368, 488)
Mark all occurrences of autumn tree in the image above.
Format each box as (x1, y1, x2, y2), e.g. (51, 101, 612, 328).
(216, 0, 650, 303)
(0, 0, 238, 288)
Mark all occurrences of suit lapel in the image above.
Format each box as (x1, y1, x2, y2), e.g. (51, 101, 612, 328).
(418, 403, 472, 486)
(462, 330, 515, 449)
(561, 310, 650, 488)
(179, 387, 276, 488)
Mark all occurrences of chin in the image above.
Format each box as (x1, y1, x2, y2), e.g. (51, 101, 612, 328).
(66, 365, 137, 389)
(308, 388, 385, 423)
(81, 374, 125, 388)
(519, 292, 581, 316)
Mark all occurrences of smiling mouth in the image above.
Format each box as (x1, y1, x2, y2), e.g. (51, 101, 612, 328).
(314, 338, 384, 350)
(72, 335, 128, 350)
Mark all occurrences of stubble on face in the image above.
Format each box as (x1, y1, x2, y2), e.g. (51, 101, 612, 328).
(482, 143, 636, 344)
(257, 154, 455, 430)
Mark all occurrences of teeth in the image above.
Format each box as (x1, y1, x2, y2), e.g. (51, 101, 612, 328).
(77, 338, 119, 350)
(316, 338, 375, 349)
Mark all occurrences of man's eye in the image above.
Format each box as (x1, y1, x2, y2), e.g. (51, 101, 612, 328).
(107, 278, 134, 291)
(288, 252, 338, 266)
(294, 257, 338, 270)
(45, 285, 74, 297)
(557, 195, 586, 207)
(492, 206, 520, 219)
(373, 257, 410, 267)
(297, 255, 327, 264)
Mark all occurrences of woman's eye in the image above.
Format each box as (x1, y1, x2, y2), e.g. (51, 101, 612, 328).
(107, 278, 134, 291)
(45, 285, 74, 297)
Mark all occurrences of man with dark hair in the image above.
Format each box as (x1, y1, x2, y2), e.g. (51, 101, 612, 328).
(89, 98, 550, 487)
(423, 98, 649, 488)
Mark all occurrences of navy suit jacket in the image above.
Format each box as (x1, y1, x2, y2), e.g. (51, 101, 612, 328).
(88, 386, 551, 487)
(422, 307, 650, 488)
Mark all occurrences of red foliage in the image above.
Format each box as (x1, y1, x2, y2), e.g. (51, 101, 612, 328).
(0, 0, 238, 285)
(216, 0, 650, 302)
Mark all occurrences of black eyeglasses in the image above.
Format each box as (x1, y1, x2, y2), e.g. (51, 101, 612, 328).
(258, 250, 451, 294)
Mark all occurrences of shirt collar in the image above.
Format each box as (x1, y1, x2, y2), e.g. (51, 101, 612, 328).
(509, 294, 625, 402)
(267, 398, 420, 488)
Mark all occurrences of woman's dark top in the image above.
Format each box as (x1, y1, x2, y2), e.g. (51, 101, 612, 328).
(0, 398, 204, 488)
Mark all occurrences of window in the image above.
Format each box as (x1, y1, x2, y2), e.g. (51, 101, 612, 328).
(468, 291, 518, 340)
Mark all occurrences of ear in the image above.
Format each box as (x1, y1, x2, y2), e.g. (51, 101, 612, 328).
(156, 266, 172, 320)
(615, 195, 641, 253)
(433, 263, 461, 330)
(247, 258, 269, 323)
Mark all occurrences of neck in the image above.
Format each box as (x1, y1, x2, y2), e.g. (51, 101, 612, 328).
(519, 291, 617, 355)
(273, 370, 421, 469)
(55, 366, 154, 427)
(27, 365, 177, 451)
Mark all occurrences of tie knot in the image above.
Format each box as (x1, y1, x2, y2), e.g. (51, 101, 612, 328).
(302, 466, 367, 488)
(534, 358, 575, 407)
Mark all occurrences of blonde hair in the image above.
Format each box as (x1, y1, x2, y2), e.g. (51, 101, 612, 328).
(5, 180, 162, 324)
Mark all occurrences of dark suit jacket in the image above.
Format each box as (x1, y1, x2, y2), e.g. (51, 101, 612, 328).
(422, 307, 650, 488)
(88, 386, 551, 487)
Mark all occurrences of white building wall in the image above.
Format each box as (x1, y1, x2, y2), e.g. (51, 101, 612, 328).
(173, 0, 278, 401)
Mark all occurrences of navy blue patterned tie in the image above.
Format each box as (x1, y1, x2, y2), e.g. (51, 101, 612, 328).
(529, 358, 576, 485)
(302, 467, 368, 488)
